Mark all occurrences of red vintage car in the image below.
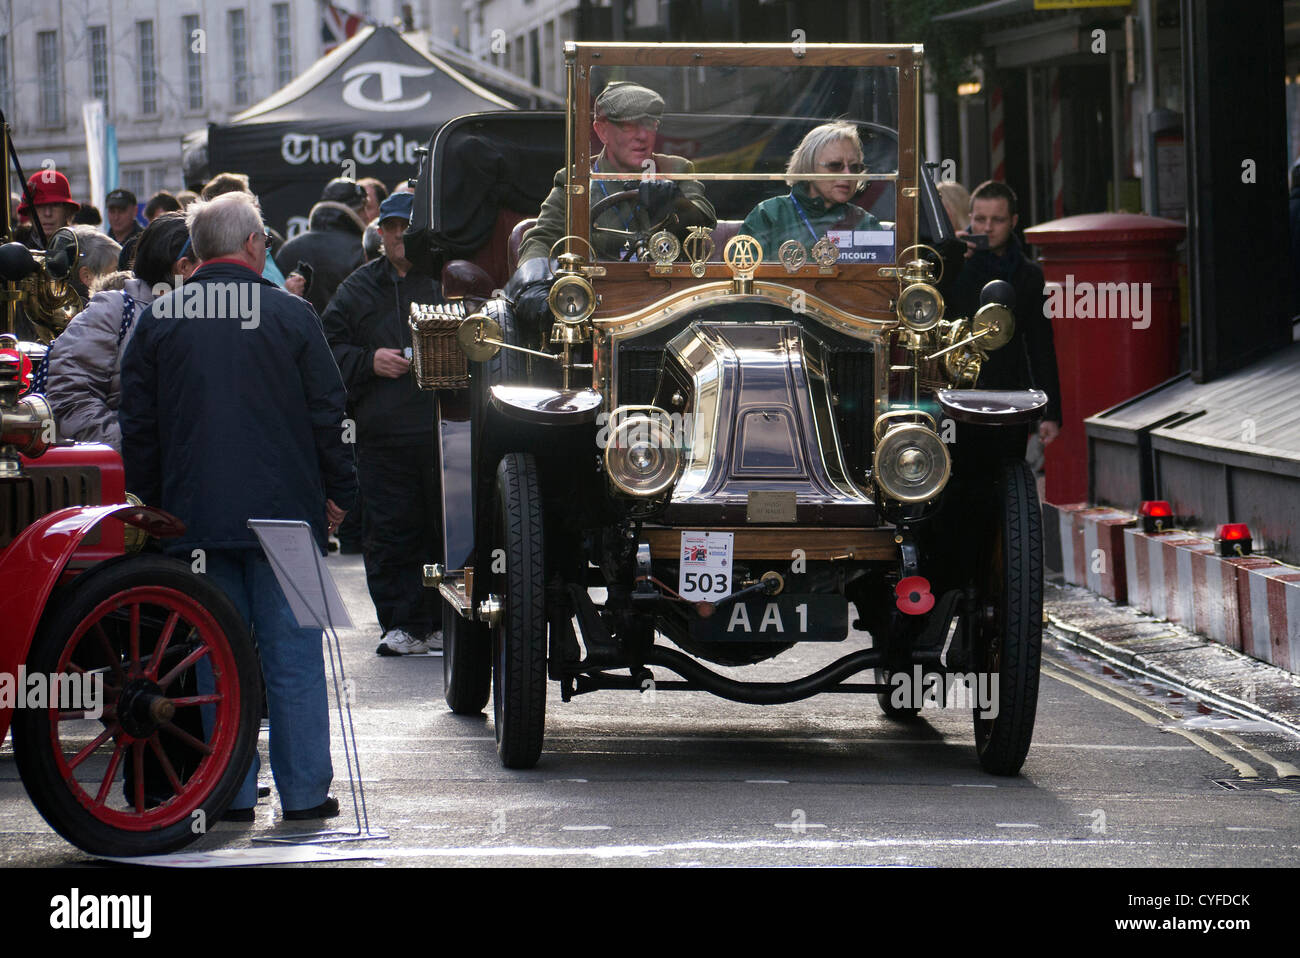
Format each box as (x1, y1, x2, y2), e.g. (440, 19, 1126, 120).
(0, 268, 260, 856)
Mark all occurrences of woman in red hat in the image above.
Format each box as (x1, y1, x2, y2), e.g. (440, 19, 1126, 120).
(16, 171, 80, 249)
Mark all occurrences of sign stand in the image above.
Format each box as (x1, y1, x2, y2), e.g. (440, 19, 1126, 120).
(245, 519, 388, 846)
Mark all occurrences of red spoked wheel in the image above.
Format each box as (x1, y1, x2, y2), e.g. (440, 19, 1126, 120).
(13, 554, 261, 856)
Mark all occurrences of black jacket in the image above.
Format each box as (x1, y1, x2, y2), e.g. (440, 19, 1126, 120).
(952, 236, 1063, 424)
(276, 201, 368, 315)
(119, 260, 357, 555)
(321, 256, 438, 446)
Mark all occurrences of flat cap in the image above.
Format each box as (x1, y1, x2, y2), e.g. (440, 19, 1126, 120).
(594, 81, 663, 123)
(378, 191, 413, 224)
(105, 188, 136, 209)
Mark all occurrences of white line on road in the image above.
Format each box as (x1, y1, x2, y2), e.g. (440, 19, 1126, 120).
(745, 779, 789, 784)
(995, 823, 1040, 829)
(561, 825, 612, 831)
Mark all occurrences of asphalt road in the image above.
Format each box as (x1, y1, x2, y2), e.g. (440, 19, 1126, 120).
(1, 552, 1298, 868)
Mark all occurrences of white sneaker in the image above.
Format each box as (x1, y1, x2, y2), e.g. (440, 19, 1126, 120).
(424, 630, 444, 654)
(376, 628, 431, 656)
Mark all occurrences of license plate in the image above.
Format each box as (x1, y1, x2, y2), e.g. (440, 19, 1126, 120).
(688, 595, 848, 643)
(678, 531, 734, 602)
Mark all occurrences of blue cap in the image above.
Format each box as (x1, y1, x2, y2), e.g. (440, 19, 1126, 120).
(378, 191, 413, 224)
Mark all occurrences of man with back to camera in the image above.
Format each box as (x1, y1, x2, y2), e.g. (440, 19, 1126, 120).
(952, 180, 1062, 450)
(119, 190, 356, 821)
(322, 191, 444, 657)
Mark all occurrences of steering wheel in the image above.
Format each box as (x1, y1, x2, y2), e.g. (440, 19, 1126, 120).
(588, 188, 677, 240)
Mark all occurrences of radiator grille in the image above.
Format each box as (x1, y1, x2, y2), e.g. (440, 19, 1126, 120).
(0, 466, 103, 548)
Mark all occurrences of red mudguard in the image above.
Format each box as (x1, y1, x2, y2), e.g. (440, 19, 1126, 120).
(0, 504, 184, 740)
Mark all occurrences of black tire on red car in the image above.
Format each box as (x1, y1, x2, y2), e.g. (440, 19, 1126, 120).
(490, 452, 547, 769)
(443, 598, 491, 715)
(972, 459, 1043, 776)
(13, 554, 261, 857)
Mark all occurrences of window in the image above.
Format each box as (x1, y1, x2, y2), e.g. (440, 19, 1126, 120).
(38, 31, 60, 126)
(273, 4, 293, 88)
(137, 21, 157, 114)
(89, 26, 108, 105)
(183, 15, 203, 110)
(229, 9, 249, 106)
(121, 169, 145, 199)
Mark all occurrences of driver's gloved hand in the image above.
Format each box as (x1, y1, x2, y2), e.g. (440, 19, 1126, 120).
(638, 179, 682, 219)
(503, 256, 555, 343)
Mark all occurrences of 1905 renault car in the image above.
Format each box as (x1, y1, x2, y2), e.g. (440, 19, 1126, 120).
(411, 42, 1046, 775)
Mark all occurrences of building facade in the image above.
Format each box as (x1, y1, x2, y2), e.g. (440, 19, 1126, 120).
(0, 0, 437, 209)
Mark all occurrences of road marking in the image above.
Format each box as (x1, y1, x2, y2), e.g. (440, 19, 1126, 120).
(1209, 732, 1300, 779)
(953, 783, 998, 788)
(1042, 665, 1259, 778)
(561, 825, 611, 831)
(745, 779, 789, 784)
(995, 823, 1040, 829)
(1225, 826, 1276, 832)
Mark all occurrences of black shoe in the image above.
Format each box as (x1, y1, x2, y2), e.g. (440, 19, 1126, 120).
(283, 795, 340, 821)
(221, 807, 256, 822)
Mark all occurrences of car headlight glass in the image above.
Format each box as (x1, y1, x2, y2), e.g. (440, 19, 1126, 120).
(896, 282, 943, 332)
(548, 274, 596, 325)
(873, 423, 951, 503)
(605, 413, 680, 496)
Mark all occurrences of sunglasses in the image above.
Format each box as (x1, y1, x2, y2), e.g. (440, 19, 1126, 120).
(249, 228, 273, 250)
(819, 160, 867, 174)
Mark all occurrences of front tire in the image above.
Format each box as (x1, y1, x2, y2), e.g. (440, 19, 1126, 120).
(972, 459, 1043, 775)
(13, 555, 261, 856)
(490, 453, 547, 769)
(443, 599, 491, 715)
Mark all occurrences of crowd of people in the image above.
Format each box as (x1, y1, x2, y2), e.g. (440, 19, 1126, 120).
(21, 163, 442, 824)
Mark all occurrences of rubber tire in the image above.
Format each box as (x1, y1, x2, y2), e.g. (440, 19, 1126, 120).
(443, 598, 491, 715)
(490, 453, 547, 769)
(13, 554, 261, 857)
(973, 459, 1043, 776)
(875, 667, 922, 720)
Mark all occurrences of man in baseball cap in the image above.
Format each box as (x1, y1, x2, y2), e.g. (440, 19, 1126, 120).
(105, 188, 143, 249)
(320, 185, 445, 657)
(517, 80, 714, 265)
(16, 171, 80, 249)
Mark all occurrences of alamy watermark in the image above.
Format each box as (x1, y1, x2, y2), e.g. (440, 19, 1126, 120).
(889, 665, 999, 719)
(150, 277, 262, 329)
(0, 667, 104, 719)
(1044, 274, 1151, 329)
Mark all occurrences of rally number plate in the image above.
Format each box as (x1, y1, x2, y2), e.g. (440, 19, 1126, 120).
(678, 531, 734, 602)
(689, 595, 848, 643)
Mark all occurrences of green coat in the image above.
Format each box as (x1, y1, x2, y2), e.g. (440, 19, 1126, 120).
(517, 151, 716, 265)
(740, 184, 882, 263)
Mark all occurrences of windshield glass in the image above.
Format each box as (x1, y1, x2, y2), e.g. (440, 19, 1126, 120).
(584, 63, 900, 266)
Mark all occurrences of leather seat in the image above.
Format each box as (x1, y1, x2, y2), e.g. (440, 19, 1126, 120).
(507, 218, 536, 275)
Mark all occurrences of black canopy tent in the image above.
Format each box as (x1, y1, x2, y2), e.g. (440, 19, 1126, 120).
(206, 25, 516, 237)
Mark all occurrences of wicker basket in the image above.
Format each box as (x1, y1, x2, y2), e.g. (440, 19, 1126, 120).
(409, 301, 469, 390)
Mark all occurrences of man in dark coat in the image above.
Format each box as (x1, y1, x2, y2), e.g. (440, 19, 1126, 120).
(275, 177, 369, 315)
(322, 192, 442, 656)
(120, 191, 356, 820)
(952, 180, 1063, 443)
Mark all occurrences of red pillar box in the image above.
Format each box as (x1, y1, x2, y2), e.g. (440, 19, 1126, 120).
(1024, 214, 1186, 504)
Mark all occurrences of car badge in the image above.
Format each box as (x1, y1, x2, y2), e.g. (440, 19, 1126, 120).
(778, 239, 808, 273)
(723, 234, 763, 293)
(683, 226, 714, 277)
(811, 236, 839, 272)
(649, 229, 680, 273)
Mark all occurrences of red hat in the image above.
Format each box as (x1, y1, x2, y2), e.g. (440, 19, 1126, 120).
(17, 171, 80, 217)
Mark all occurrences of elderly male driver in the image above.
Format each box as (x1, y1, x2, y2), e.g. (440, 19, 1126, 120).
(516, 81, 715, 267)
(120, 191, 357, 822)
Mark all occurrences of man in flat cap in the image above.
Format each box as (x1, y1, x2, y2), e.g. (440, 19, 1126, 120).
(517, 81, 715, 265)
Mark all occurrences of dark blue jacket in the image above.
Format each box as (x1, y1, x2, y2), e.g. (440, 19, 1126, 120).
(119, 260, 357, 555)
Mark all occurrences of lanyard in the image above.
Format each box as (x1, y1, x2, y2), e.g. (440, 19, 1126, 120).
(593, 158, 637, 235)
(788, 192, 820, 245)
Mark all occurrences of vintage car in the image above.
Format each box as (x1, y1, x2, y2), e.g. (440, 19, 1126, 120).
(0, 213, 260, 855)
(410, 42, 1045, 775)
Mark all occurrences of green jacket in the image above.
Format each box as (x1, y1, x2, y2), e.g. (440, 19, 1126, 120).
(740, 184, 882, 263)
(517, 151, 715, 265)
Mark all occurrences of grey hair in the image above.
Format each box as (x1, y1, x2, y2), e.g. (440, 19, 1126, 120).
(186, 191, 264, 260)
(785, 122, 865, 188)
(71, 225, 122, 280)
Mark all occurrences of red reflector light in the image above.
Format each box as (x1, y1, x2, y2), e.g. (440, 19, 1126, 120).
(1216, 524, 1251, 541)
(1139, 500, 1172, 517)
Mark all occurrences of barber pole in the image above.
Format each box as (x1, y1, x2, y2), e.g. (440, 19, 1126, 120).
(1050, 69, 1064, 218)
(990, 86, 1005, 183)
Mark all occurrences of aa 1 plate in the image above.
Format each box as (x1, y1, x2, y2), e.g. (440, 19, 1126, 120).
(678, 530, 734, 602)
(689, 594, 848, 643)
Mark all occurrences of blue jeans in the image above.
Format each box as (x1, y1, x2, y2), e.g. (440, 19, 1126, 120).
(203, 550, 333, 810)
